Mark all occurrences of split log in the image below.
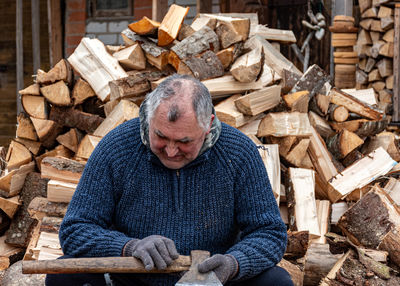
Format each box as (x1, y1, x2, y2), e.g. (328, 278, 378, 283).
(0, 235, 24, 270)
(5, 141, 32, 171)
(328, 147, 397, 203)
(257, 144, 280, 204)
(285, 230, 309, 259)
(109, 76, 150, 101)
(376, 58, 393, 77)
(123, 32, 170, 70)
(342, 149, 364, 167)
(230, 47, 262, 83)
(268, 136, 297, 158)
(200, 75, 264, 97)
(35, 145, 74, 172)
(283, 90, 310, 113)
(237, 115, 264, 136)
(216, 43, 242, 69)
(15, 138, 41, 156)
(0, 162, 35, 197)
(71, 78, 96, 106)
(319, 250, 352, 286)
(338, 186, 400, 261)
(19, 83, 40, 96)
(5, 172, 47, 247)
(234, 85, 281, 116)
(383, 177, 400, 205)
(213, 15, 250, 49)
(330, 118, 388, 138)
(128, 16, 160, 36)
(215, 95, 254, 128)
(250, 25, 296, 44)
(331, 202, 349, 225)
(362, 132, 400, 161)
(286, 168, 319, 238)
(30, 118, 62, 149)
(33, 231, 63, 260)
(170, 26, 219, 65)
(190, 14, 217, 31)
(182, 51, 224, 80)
(27, 197, 68, 220)
(379, 42, 394, 57)
(49, 107, 104, 134)
(56, 128, 84, 153)
(68, 38, 128, 102)
(16, 113, 38, 141)
(36, 59, 72, 85)
(257, 112, 312, 138)
(41, 157, 85, 184)
(93, 100, 139, 137)
(21, 95, 48, 120)
(113, 43, 146, 71)
(383, 28, 394, 42)
(285, 139, 312, 168)
(281, 69, 301, 94)
(341, 88, 377, 106)
(326, 129, 364, 159)
(0, 196, 20, 219)
(75, 135, 102, 160)
(40, 81, 71, 106)
(246, 36, 302, 78)
(312, 200, 331, 244)
(308, 126, 338, 199)
(177, 23, 194, 40)
(289, 64, 330, 97)
(47, 180, 77, 203)
(329, 88, 383, 120)
(308, 111, 335, 139)
(303, 243, 342, 286)
(158, 4, 189, 47)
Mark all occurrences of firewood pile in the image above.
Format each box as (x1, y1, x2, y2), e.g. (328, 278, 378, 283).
(0, 4, 400, 285)
(354, 0, 395, 115)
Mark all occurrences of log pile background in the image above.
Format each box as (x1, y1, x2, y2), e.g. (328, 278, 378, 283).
(0, 4, 399, 285)
(355, 0, 396, 115)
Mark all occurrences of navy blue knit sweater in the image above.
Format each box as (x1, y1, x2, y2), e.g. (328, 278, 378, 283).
(59, 117, 287, 285)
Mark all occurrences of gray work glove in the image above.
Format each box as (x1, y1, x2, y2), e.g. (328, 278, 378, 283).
(198, 254, 238, 284)
(122, 235, 179, 270)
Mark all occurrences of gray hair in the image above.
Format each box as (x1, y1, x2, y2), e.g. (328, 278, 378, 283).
(144, 74, 213, 130)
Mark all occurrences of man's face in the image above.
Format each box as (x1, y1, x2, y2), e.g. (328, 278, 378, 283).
(149, 102, 213, 169)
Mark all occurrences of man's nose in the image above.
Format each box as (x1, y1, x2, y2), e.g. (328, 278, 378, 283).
(165, 141, 179, 157)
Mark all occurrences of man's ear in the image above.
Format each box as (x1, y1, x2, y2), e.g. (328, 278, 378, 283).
(206, 114, 215, 135)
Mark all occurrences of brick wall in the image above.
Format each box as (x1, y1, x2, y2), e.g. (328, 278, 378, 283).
(65, 0, 87, 57)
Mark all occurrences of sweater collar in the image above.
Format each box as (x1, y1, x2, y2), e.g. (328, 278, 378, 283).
(139, 100, 221, 167)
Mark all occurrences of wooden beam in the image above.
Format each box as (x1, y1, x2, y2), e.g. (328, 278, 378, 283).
(152, 0, 169, 22)
(197, 0, 213, 13)
(31, 0, 40, 73)
(393, 4, 400, 121)
(16, 0, 23, 115)
(47, 0, 62, 67)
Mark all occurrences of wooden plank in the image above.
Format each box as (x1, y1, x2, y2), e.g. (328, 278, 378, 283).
(328, 147, 397, 203)
(152, 0, 168, 23)
(47, 0, 62, 66)
(31, 0, 40, 73)
(196, 0, 212, 13)
(16, 0, 23, 115)
(393, 4, 400, 121)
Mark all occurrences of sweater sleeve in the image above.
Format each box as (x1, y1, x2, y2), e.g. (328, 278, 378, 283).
(226, 142, 287, 281)
(59, 132, 133, 257)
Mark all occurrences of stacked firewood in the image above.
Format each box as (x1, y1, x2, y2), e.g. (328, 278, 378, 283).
(0, 4, 400, 285)
(356, 0, 395, 114)
(330, 15, 359, 89)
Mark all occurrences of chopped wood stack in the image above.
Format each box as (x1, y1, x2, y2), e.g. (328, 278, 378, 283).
(356, 0, 396, 114)
(2, 4, 400, 285)
(330, 15, 359, 89)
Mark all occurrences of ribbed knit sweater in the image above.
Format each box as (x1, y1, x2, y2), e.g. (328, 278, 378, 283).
(59, 117, 287, 285)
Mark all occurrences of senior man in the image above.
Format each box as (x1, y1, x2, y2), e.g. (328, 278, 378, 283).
(46, 74, 292, 286)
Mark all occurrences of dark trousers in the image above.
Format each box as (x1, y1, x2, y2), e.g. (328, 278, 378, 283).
(46, 256, 294, 286)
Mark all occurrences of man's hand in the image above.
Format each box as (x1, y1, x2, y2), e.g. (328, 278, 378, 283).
(123, 235, 179, 270)
(198, 254, 238, 284)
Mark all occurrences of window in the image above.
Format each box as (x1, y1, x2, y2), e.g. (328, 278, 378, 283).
(88, 0, 133, 17)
